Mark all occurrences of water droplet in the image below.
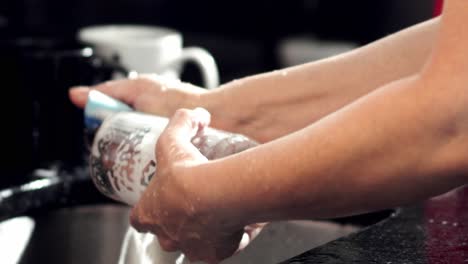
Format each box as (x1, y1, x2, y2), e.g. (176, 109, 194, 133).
(453, 222, 459, 227)
(428, 219, 434, 223)
(442, 221, 448, 225)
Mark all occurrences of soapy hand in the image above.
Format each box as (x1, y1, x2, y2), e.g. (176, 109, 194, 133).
(129, 107, 262, 263)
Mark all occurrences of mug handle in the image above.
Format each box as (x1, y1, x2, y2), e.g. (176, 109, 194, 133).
(172, 47, 219, 89)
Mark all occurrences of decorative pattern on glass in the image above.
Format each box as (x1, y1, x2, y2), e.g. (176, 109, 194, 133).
(89, 112, 258, 205)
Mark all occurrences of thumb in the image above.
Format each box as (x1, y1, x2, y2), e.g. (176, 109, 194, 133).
(157, 108, 211, 164)
(166, 108, 211, 141)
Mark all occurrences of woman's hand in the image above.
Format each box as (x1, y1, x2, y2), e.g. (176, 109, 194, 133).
(130, 107, 262, 263)
(68, 74, 265, 142)
(69, 74, 207, 118)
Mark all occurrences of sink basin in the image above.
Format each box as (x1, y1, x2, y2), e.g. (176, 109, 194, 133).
(19, 204, 130, 264)
(1, 203, 391, 264)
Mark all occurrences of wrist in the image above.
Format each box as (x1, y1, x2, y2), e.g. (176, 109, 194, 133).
(164, 83, 205, 113)
(198, 81, 257, 134)
(179, 162, 250, 228)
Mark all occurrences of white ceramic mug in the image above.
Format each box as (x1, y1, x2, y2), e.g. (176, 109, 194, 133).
(78, 25, 219, 89)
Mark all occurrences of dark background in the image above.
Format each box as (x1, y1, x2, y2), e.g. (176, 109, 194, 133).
(0, 0, 436, 174)
(0, 0, 435, 82)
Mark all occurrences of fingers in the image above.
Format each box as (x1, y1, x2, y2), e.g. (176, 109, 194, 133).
(130, 207, 179, 252)
(89, 78, 154, 106)
(132, 200, 244, 262)
(69, 86, 91, 109)
(69, 74, 207, 116)
(182, 230, 243, 264)
(158, 236, 179, 252)
(69, 73, 163, 108)
(69, 78, 144, 108)
(157, 108, 211, 164)
(129, 206, 154, 233)
(128, 106, 244, 263)
(165, 108, 211, 141)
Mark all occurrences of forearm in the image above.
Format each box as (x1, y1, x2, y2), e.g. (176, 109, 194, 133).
(219, 0, 468, 222)
(194, 74, 468, 223)
(202, 18, 439, 142)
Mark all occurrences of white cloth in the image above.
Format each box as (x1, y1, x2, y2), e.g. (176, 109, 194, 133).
(118, 221, 358, 264)
(119, 227, 185, 264)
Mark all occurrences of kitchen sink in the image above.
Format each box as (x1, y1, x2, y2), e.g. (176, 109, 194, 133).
(18, 204, 130, 264)
(0, 165, 393, 264)
(0, 203, 391, 264)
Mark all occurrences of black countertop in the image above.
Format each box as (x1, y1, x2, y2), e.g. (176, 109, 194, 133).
(0, 166, 113, 222)
(1, 166, 467, 263)
(283, 187, 468, 264)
